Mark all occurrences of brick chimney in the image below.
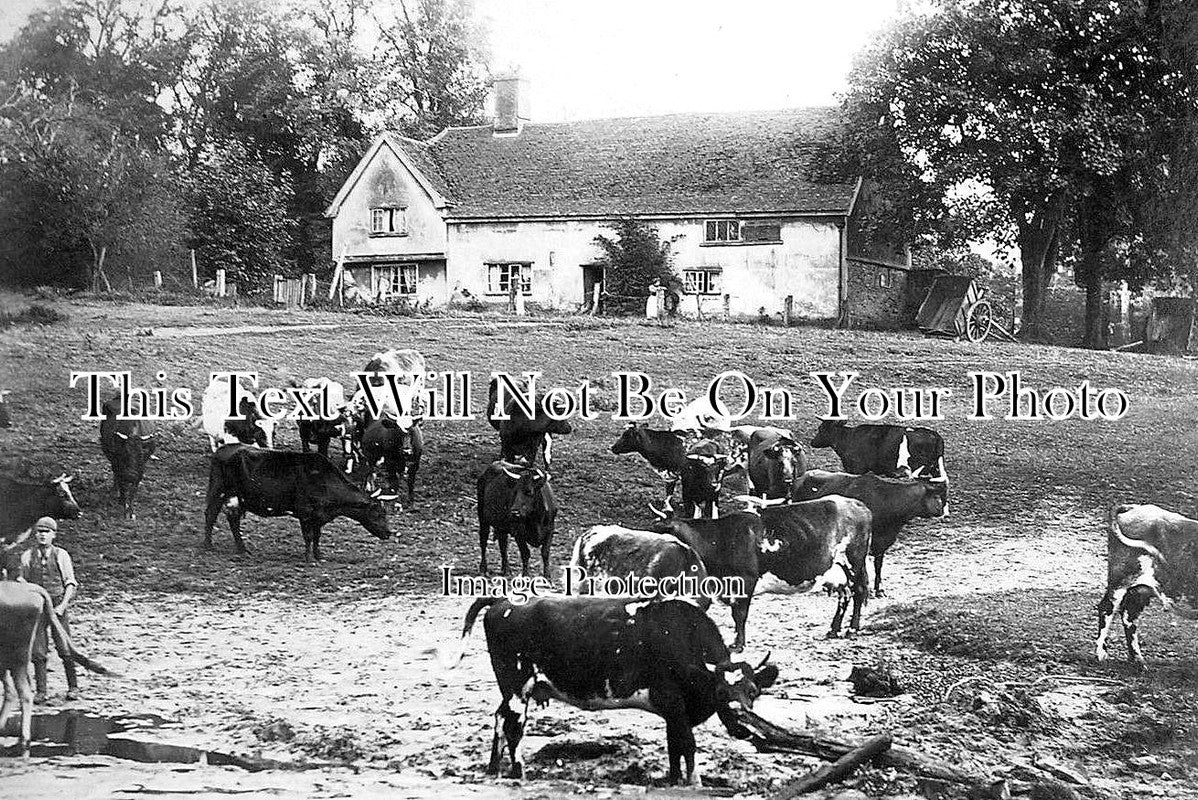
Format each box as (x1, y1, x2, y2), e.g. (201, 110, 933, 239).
(492, 73, 528, 135)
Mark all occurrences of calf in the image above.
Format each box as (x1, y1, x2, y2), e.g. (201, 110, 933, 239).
(0, 389, 10, 428)
(200, 375, 274, 451)
(454, 596, 778, 785)
(0, 583, 114, 756)
(294, 378, 348, 458)
(1096, 504, 1198, 669)
(99, 396, 158, 520)
(203, 446, 395, 562)
(745, 496, 873, 637)
(648, 511, 764, 652)
(747, 429, 806, 500)
(486, 377, 573, 467)
(810, 419, 946, 480)
(611, 423, 687, 505)
(568, 525, 709, 603)
(677, 439, 732, 519)
(792, 470, 947, 597)
(477, 460, 557, 576)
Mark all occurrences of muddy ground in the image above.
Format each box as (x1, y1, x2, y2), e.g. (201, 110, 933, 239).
(1, 299, 1196, 799)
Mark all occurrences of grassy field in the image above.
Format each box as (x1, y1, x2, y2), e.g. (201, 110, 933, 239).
(1, 297, 1197, 798)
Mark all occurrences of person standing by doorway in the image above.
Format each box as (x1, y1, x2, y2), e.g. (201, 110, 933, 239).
(18, 517, 79, 702)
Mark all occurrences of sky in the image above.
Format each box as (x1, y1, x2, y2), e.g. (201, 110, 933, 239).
(0, 0, 902, 123)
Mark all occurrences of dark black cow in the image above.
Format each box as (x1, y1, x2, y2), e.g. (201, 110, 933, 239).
(294, 378, 348, 459)
(611, 423, 688, 504)
(99, 396, 158, 520)
(810, 419, 946, 480)
(355, 415, 422, 505)
(677, 439, 732, 519)
(1097, 504, 1198, 669)
(648, 511, 764, 652)
(203, 445, 395, 562)
(746, 429, 805, 500)
(454, 596, 778, 785)
(0, 389, 10, 428)
(568, 525, 710, 604)
(745, 495, 873, 637)
(477, 460, 557, 576)
(0, 474, 81, 542)
(486, 377, 573, 467)
(792, 470, 947, 597)
(610, 425, 732, 518)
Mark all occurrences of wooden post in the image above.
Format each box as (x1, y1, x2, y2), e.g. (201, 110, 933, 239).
(508, 276, 518, 313)
(1011, 259, 1022, 335)
(190, 249, 198, 289)
(514, 286, 526, 316)
(215, 269, 226, 297)
(273, 275, 283, 304)
(723, 293, 731, 322)
(784, 295, 793, 327)
(153, 271, 162, 289)
(589, 282, 601, 316)
(305, 273, 316, 305)
(655, 286, 665, 319)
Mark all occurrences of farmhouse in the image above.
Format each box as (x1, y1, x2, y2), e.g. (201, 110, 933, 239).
(325, 76, 909, 324)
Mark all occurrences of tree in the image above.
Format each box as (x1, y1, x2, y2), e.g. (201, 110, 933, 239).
(842, 0, 1198, 345)
(592, 219, 680, 306)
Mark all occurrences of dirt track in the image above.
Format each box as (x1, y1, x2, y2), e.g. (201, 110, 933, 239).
(1, 300, 1197, 798)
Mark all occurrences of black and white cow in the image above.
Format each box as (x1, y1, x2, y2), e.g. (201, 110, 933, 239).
(792, 470, 947, 596)
(453, 596, 778, 785)
(810, 419, 946, 481)
(746, 429, 805, 500)
(648, 511, 764, 652)
(99, 396, 158, 520)
(200, 374, 275, 451)
(345, 349, 426, 473)
(1097, 504, 1198, 669)
(203, 445, 396, 562)
(741, 495, 873, 637)
(568, 525, 709, 603)
(477, 460, 557, 577)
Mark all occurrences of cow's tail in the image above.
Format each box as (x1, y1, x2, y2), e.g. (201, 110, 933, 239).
(42, 593, 119, 677)
(1109, 504, 1168, 565)
(427, 597, 502, 670)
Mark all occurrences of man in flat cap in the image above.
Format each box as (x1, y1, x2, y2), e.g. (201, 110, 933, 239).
(18, 517, 80, 702)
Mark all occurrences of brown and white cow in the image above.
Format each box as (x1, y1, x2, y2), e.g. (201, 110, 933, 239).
(1096, 504, 1198, 669)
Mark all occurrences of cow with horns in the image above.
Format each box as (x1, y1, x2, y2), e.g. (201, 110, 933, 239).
(477, 459, 557, 577)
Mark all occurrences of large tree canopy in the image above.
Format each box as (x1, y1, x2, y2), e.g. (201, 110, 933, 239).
(843, 0, 1198, 345)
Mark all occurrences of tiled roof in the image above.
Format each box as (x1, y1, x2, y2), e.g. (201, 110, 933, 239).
(407, 107, 856, 219)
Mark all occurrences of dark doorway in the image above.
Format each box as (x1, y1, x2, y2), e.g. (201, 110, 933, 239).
(581, 264, 604, 310)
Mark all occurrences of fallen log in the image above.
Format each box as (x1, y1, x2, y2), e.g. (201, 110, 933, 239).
(737, 708, 986, 786)
(770, 734, 891, 798)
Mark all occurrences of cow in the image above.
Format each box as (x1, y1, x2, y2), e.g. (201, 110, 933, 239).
(0, 474, 80, 543)
(477, 460, 557, 577)
(568, 525, 710, 604)
(294, 378, 348, 459)
(1096, 504, 1198, 669)
(740, 495, 873, 638)
(99, 396, 158, 520)
(810, 419, 946, 481)
(200, 374, 275, 452)
(792, 470, 948, 597)
(0, 390, 10, 428)
(1, 582, 114, 757)
(356, 413, 422, 505)
(610, 424, 732, 518)
(486, 377, 573, 467)
(647, 511, 764, 652)
(345, 350, 427, 474)
(203, 445, 396, 562)
(746, 429, 806, 500)
(452, 596, 778, 785)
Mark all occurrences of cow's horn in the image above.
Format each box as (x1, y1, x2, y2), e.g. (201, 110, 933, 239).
(149, 454, 160, 460)
(139, 433, 155, 440)
(929, 474, 948, 483)
(376, 493, 400, 501)
(734, 494, 766, 508)
(755, 651, 772, 671)
(501, 467, 523, 480)
(909, 466, 925, 478)
(648, 503, 669, 520)
(115, 431, 129, 440)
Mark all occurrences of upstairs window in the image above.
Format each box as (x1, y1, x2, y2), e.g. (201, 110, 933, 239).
(704, 220, 740, 243)
(373, 263, 417, 297)
(487, 262, 532, 295)
(742, 220, 782, 243)
(370, 207, 407, 235)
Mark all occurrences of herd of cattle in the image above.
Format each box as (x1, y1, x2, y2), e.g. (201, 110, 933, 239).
(0, 346, 1196, 783)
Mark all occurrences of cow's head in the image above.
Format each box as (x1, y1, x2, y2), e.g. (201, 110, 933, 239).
(712, 653, 779, 736)
(684, 448, 730, 500)
(917, 475, 950, 518)
(360, 487, 398, 540)
(610, 423, 649, 455)
(502, 464, 549, 521)
(0, 389, 11, 428)
(110, 427, 157, 479)
(50, 473, 81, 519)
(761, 436, 802, 485)
(809, 418, 844, 449)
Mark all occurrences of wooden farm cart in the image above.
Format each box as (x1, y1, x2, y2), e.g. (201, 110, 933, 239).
(915, 275, 1016, 343)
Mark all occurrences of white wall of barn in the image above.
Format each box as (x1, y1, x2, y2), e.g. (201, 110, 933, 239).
(444, 217, 843, 319)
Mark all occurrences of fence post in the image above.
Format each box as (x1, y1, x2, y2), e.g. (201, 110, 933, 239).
(153, 271, 162, 289)
(784, 295, 793, 327)
(305, 273, 316, 305)
(215, 269, 226, 297)
(655, 286, 665, 320)
(589, 282, 601, 316)
(190, 249, 198, 289)
(723, 293, 731, 322)
(273, 274, 282, 304)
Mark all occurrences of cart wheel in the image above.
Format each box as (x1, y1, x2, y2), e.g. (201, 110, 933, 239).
(965, 300, 993, 342)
